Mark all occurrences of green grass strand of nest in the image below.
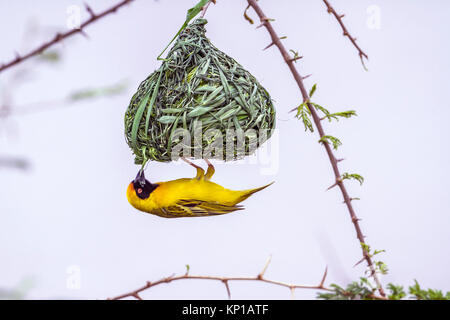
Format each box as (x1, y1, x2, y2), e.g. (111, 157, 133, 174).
(125, 19, 276, 164)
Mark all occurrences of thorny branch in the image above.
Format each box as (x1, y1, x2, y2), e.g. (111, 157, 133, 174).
(0, 0, 135, 74)
(322, 0, 369, 68)
(245, 0, 385, 297)
(109, 257, 331, 300)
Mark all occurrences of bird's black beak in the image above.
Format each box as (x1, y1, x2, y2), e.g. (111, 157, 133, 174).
(134, 169, 146, 187)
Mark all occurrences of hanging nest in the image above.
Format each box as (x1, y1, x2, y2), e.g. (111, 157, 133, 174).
(124, 18, 276, 164)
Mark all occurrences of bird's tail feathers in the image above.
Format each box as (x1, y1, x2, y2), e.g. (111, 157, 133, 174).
(237, 181, 274, 203)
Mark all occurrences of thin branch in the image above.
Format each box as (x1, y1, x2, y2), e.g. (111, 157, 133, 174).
(109, 261, 330, 300)
(0, 0, 135, 74)
(319, 266, 328, 288)
(321, 0, 368, 68)
(200, 0, 216, 18)
(246, 0, 385, 297)
(258, 254, 272, 278)
(0, 81, 127, 117)
(0, 157, 30, 170)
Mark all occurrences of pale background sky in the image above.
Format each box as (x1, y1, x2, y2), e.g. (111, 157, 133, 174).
(1, 0, 449, 299)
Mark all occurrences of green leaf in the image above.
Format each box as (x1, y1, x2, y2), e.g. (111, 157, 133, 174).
(187, 106, 214, 117)
(312, 103, 330, 117)
(317, 278, 376, 300)
(375, 261, 389, 275)
(131, 93, 151, 149)
(319, 135, 342, 150)
(387, 283, 406, 300)
(360, 242, 370, 254)
(144, 70, 163, 134)
(39, 51, 61, 63)
(408, 280, 450, 300)
(157, 0, 209, 60)
(373, 249, 386, 256)
(289, 49, 301, 62)
(162, 108, 184, 114)
(342, 173, 364, 185)
(69, 82, 127, 101)
(309, 84, 317, 97)
(320, 279, 450, 300)
(201, 86, 223, 105)
(323, 110, 357, 122)
(295, 102, 314, 132)
(186, 0, 209, 20)
(219, 108, 240, 121)
(158, 116, 179, 124)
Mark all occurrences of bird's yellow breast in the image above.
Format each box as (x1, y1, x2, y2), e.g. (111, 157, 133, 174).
(127, 178, 246, 214)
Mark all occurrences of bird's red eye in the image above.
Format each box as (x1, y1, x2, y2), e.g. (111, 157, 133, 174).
(137, 188, 143, 194)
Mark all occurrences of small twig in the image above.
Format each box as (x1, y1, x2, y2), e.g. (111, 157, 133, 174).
(0, 81, 127, 117)
(246, 0, 385, 298)
(131, 293, 142, 300)
(201, 0, 216, 18)
(322, 0, 368, 68)
(222, 280, 231, 299)
(84, 3, 96, 18)
(326, 182, 338, 191)
(0, 157, 30, 170)
(319, 266, 328, 288)
(263, 42, 275, 51)
(0, 0, 135, 74)
(258, 255, 272, 278)
(354, 257, 366, 268)
(109, 260, 331, 300)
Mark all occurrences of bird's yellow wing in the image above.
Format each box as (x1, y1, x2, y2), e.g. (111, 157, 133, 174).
(150, 199, 244, 218)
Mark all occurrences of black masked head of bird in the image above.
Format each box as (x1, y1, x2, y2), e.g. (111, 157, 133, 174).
(127, 169, 158, 200)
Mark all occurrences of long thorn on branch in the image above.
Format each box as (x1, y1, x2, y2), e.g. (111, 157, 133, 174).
(321, 0, 369, 69)
(258, 254, 272, 279)
(108, 260, 331, 300)
(319, 266, 328, 288)
(246, 0, 385, 298)
(0, 0, 135, 74)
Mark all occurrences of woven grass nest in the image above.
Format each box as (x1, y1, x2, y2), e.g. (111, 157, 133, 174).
(125, 18, 276, 164)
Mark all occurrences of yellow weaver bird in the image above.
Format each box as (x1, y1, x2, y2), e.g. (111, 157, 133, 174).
(126, 158, 273, 218)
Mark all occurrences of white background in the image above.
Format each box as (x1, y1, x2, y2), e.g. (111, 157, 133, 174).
(1, 0, 449, 299)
